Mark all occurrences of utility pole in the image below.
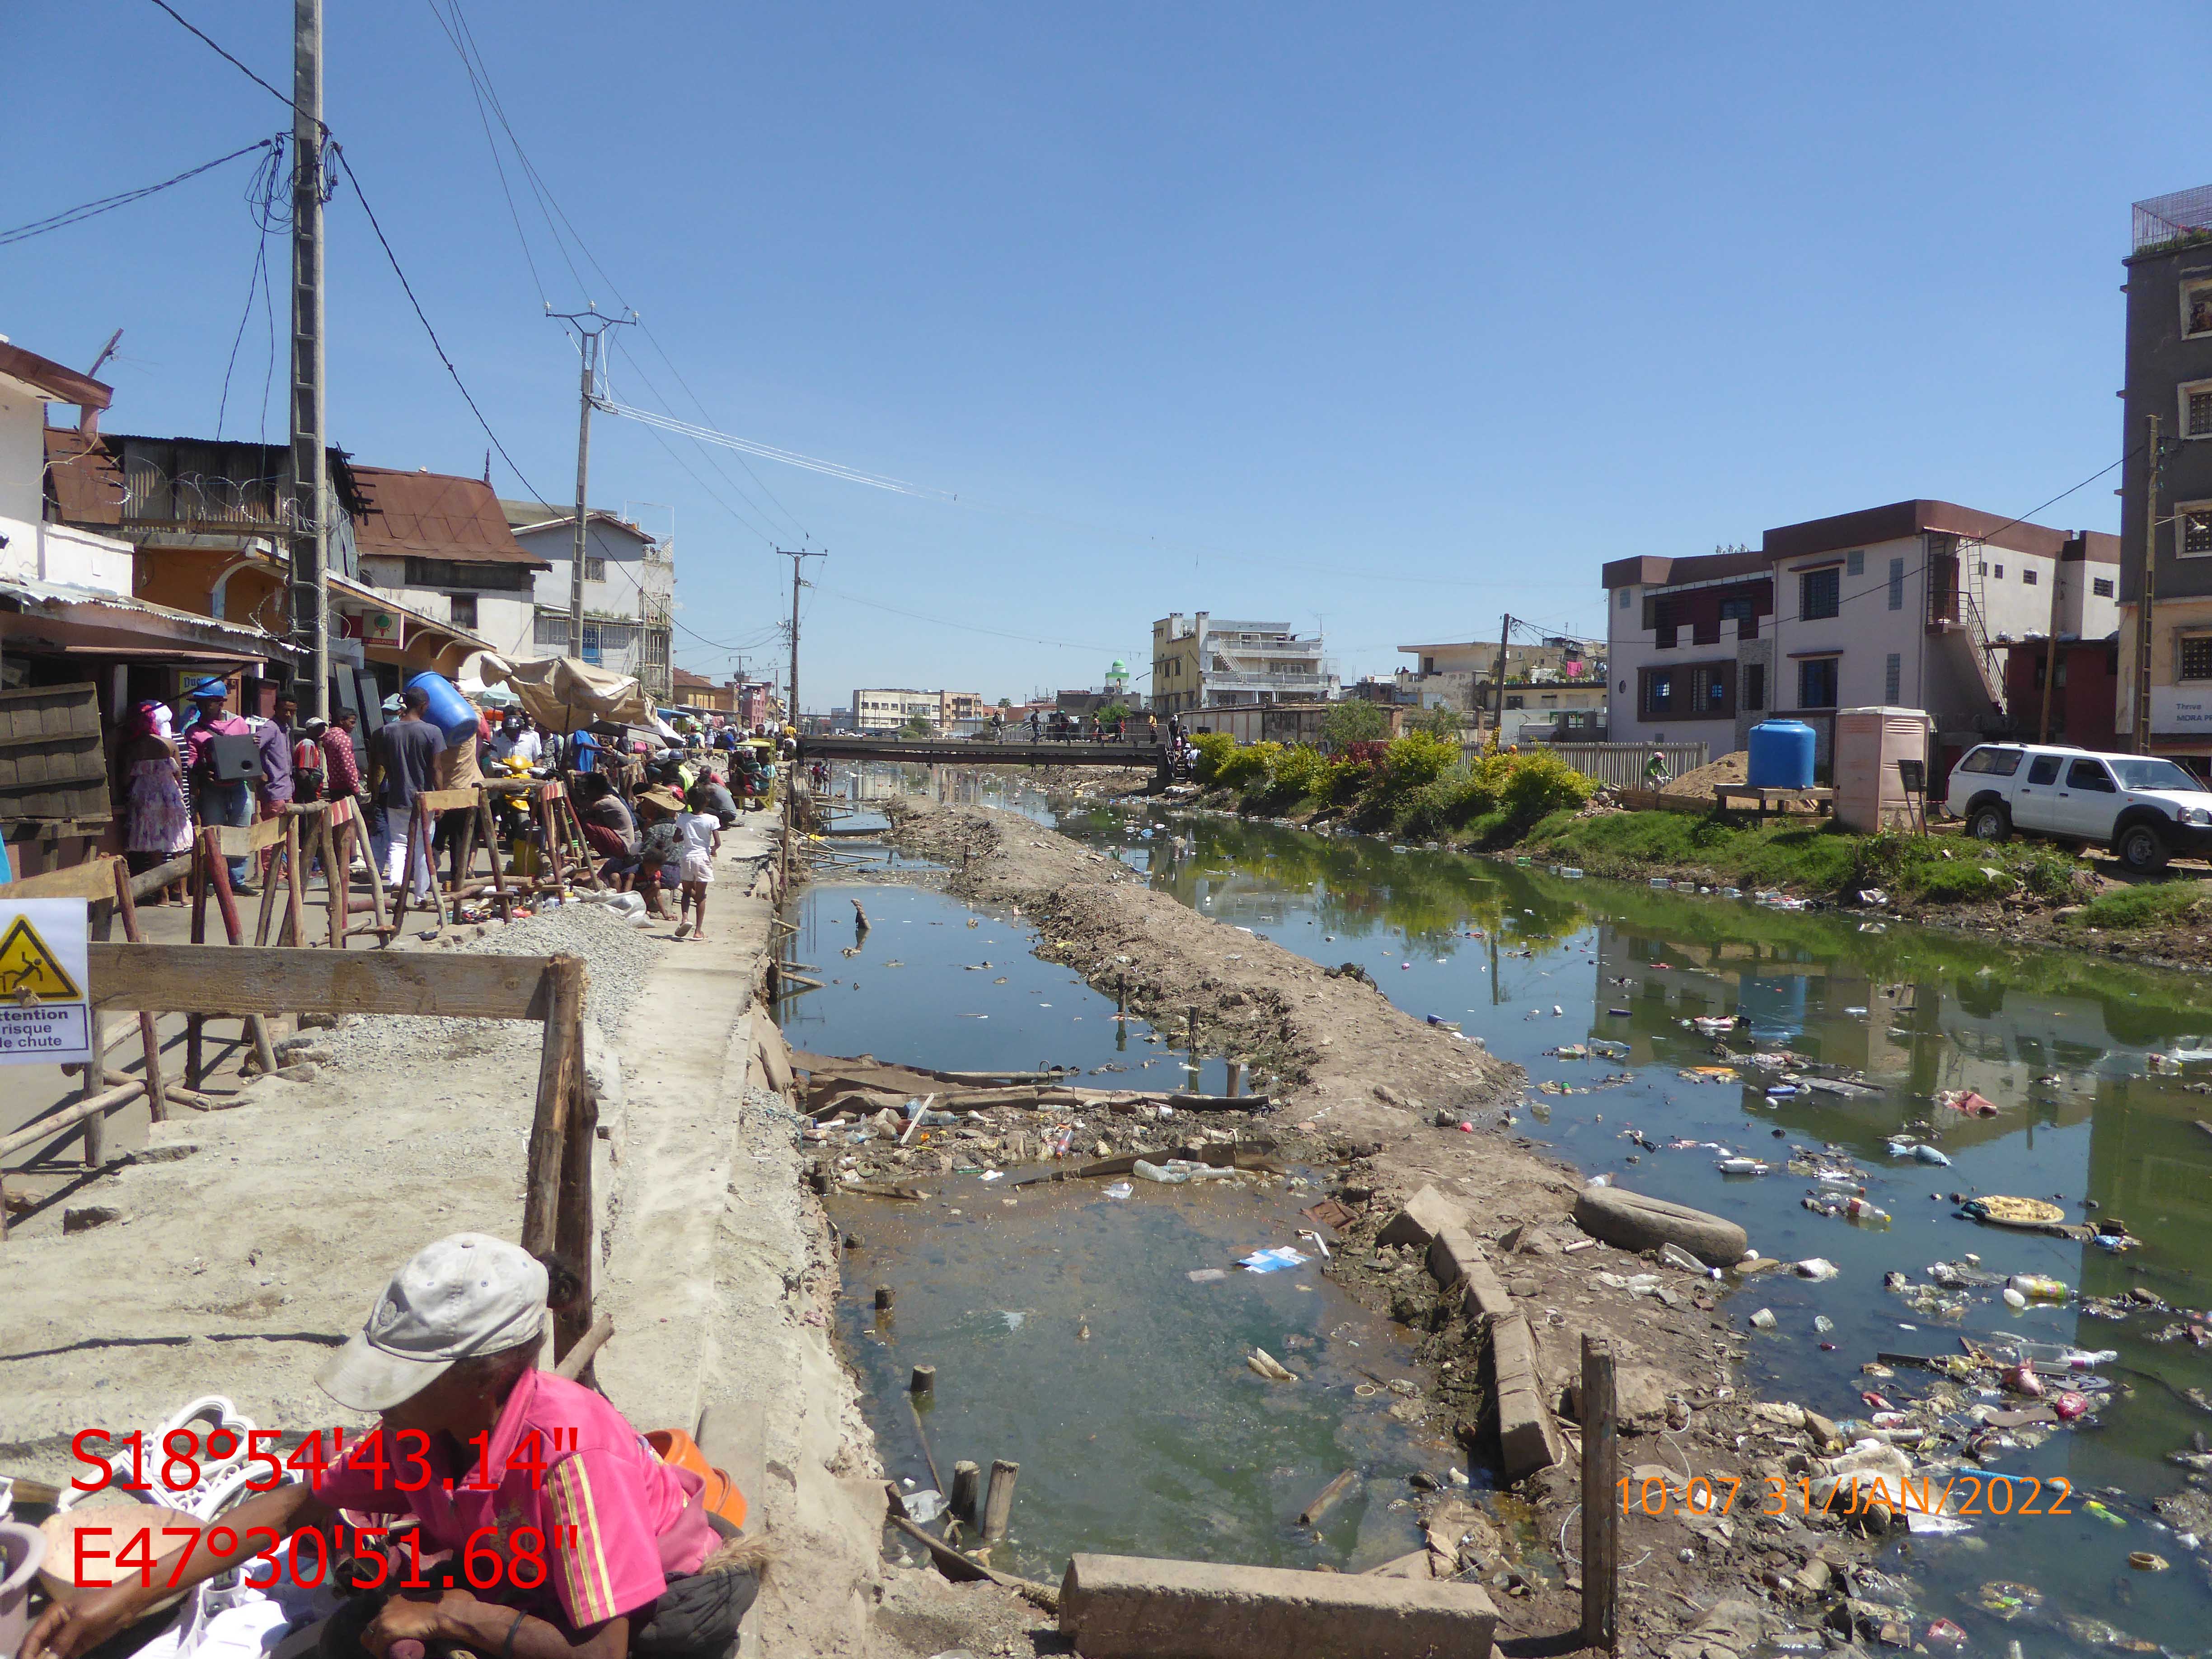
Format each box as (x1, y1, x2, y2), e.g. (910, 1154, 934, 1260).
(2134, 413, 2164, 755)
(1488, 614, 1513, 744)
(287, 0, 329, 718)
(548, 309, 634, 661)
(780, 548, 824, 727)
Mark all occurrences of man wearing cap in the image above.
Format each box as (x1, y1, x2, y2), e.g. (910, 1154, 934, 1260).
(182, 677, 258, 892)
(20, 1234, 755, 1659)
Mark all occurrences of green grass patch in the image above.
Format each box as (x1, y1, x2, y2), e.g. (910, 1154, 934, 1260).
(2063, 880, 2212, 930)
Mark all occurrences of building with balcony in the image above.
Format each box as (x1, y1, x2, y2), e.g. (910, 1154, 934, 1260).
(500, 501, 675, 700)
(1395, 637, 1602, 716)
(1603, 503, 2118, 770)
(2118, 184, 2212, 762)
(849, 687, 982, 731)
(1150, 612, 1334, 714)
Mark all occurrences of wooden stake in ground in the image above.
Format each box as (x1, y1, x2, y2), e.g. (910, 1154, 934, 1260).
(950, 1460, 981, 1522)
(1581, 1334, 1618, 1652)
(109, 859, 167, 1124)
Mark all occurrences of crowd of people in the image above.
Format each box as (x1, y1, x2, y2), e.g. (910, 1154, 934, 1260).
(117, 673, 794, 925)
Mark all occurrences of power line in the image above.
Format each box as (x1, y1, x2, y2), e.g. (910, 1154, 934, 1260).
(143, 0, 300, 117)
(421, 0, 548, 308)
(0, 137, 276, 246)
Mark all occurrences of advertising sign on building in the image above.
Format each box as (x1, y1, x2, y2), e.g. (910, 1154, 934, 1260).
(0, 898, 92, 1065)
(2152, 689, 2212, 733)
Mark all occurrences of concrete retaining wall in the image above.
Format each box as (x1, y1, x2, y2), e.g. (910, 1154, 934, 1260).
(1060, 1552, 1498, 1659)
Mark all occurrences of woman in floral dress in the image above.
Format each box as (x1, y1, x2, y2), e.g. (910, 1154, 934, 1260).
(121, 700, 191, 904)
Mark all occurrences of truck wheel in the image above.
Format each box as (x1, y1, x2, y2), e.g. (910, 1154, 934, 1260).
(1968, 803, 2011, 843)
(2117, 822, 2171, 874)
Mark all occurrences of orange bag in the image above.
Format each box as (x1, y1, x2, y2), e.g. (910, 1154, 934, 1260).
(646, 1429, 747, 1531)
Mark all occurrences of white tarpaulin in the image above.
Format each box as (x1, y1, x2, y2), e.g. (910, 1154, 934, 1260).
(461, 653, 655, 732)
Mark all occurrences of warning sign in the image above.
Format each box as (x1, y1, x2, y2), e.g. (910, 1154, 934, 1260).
(0, 899, 91, 1065)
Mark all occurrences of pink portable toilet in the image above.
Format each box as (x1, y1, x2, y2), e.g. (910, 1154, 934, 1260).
(1833, 707, 1933, 832)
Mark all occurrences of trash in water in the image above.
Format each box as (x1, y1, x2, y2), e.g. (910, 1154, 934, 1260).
(1240, 1246, 1310, 1273)
(1187, 1267, 1229, 1283)
(1937, 1088, 2001, 1117)
(1749, 1308, 1777, 1329)
(1132, 1158, 1236, 1184)
(1247, 1347, 1298, 1382)
(901, 1488, 948, 1524)
(1103, 1181, 1134, 1200)
(1795, 1258, 1839, 1280)
(2006, 1273, 2070, 1300)
(1716, 1157, 1771, 1176)
(1887, 1139, 1951, 1166)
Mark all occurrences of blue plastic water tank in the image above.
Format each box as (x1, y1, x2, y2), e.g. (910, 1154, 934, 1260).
(1746, 720, 1817, 790)
(404, 671, 480, 747)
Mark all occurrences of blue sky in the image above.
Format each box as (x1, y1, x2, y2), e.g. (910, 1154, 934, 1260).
(8, 3, 2204, 706)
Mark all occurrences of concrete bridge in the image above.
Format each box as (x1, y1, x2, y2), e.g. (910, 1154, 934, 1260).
(798, 733, 1167, 769)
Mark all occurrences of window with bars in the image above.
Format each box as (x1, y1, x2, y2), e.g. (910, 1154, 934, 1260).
(2182, 637, 2212, 681)
(1799, 657, 1839, 708)
(1800, 567, 1840, 620)
(585, 557, 607, 581)
(2022, 567, 2038, 585)
(2094, 576, 2115, 597)
(1640, 669, 1676, 716)
(2183, 506, 2212, 555)
(450, 594, 478, 630)
(2188, 384, 2212, 438)
(1884, 652, 1902, 704)
(1888, 556, 1905, 611)
(534, 611, 569, 647)
(1743, 663, 1766, 712)
(1846, 550, 1864, 576)
(1691, 662, 1734, 715)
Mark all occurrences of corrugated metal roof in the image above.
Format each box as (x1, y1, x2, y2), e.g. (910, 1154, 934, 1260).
(352, 468, 548, 567)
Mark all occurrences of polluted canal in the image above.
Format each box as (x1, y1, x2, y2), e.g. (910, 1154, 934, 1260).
(791, 785, 2212, 1650)
(783, 876, 1457, 1582)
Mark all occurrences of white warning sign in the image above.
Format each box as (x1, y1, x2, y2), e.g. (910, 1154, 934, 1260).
(0, 898, 91, 1065)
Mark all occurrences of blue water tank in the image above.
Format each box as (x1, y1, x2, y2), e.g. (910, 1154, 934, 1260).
(1746, 720, 1817, 790)
(404, 671, 480, 747)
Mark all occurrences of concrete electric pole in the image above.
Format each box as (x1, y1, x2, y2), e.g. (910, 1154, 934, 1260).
(780, 547, 824, 727)
(288, 0, 330, 718)
(549, 309, 633, 662)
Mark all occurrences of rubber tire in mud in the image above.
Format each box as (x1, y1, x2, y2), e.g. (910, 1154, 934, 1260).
(1572, 1186, 1748, 1268)
(1968, 803, 2011, 843)
(2116, 822, 2171, 874)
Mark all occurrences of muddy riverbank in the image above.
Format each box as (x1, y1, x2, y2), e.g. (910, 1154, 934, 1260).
(866, 798, 1862, 1650)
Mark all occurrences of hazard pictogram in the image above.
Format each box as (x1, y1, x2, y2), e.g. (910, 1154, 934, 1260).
(0, 914, 82, 1001)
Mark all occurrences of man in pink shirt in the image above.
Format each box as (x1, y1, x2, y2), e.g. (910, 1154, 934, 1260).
(22, 1236, 756, 1659)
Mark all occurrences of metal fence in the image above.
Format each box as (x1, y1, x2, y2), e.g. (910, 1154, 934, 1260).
(1539, 741, 1708, 789)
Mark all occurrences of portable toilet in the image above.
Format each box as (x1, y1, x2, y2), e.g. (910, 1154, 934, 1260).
(1832, 707, 1933, 832)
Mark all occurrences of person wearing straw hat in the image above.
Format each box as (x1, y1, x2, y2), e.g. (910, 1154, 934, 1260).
(19, 1234, 758, 1659)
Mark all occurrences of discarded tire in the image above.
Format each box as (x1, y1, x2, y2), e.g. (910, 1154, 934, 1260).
(1572, 1186, 1747, 1267)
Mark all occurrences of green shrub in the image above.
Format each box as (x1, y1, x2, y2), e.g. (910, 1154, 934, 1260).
(1213, 740, 1280, 791)
(1267, 743, 1328, 800)
(1498, 749, 1598, 825)
(1190, 731, 1237, 785)
(2065, 880, 2212, 929)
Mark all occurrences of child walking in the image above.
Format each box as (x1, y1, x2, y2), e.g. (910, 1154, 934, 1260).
(673, 790, 721, 941)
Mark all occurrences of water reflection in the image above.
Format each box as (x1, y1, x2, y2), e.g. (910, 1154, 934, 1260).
(1042, 807, 2212, 1649)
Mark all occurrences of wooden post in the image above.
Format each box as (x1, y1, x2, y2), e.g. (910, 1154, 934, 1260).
(80, 897, 114, 1167)
(316, 807, 346, 949)
(351, 801, 393, 939)
(252, 834, 284, 946)
(1226, 1060, 1242, 1098)
(110, 860, 167, 1124)
(1581, 1334, 1618, 1652)
(187, 831, 209, 1088)
(520, 954, 587, 1259)
(950, 1461, 981, 1522)
(875, 1286, 895, 1314)
(477, 793, 514, 922)
(553, 1077, 598, 1368)
(281, 816, 307, 947)
(205, 845, 280, 1076)
(909, 1363, 935, 1397)
(1186, 1004, 1198, 1055)
(981, 1459, 1019, 1542)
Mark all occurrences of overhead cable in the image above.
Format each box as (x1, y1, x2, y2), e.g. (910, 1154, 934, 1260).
(0, 138, 277, 246)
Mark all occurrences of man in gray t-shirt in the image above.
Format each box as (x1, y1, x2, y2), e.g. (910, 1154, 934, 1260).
(368, 687, 446, 895)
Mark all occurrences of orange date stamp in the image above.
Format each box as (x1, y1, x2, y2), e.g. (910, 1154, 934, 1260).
(1618, 1472, 2071, 1519)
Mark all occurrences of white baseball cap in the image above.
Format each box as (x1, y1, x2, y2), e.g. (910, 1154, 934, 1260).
(317, 1233, 548, 1411)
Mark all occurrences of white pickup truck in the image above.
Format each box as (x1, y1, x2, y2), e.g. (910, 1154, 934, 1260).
(1946, 742, 2212, 872)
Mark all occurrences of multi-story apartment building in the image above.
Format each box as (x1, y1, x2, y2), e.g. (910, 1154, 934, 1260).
(849, 688, 983, 731)
(1150, 613, 1334, 715)
(1395, 637, 1602, 714)
(2118, 184, 2212, 763)
(1604, 501, 2118, 769)
(499, 501, 674, 700)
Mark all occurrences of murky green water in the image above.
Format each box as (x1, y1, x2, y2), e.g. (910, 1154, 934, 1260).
(795, 774, 2212, 1644)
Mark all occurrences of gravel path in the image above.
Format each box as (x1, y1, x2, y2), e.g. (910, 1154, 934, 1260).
(319, 900, 669, 1070)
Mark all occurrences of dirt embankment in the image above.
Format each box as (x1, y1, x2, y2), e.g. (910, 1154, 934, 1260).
(878, 800, 1811, 1649)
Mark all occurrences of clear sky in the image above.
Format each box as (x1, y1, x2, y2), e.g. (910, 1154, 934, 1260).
(9, 3, 2206, 707)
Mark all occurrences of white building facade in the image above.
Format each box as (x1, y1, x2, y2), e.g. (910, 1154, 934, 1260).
(1604, 501, 2120, 766)
(502, 504, 675, 699)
